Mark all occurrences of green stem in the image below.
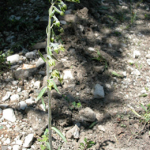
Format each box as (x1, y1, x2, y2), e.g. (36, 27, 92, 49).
(47, 3, 54, 150)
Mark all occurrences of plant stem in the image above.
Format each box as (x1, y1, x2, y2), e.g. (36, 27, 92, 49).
(47, 3, 54, 150)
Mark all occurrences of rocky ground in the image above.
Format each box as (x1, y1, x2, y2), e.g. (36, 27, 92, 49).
(0, 0, 150, 149)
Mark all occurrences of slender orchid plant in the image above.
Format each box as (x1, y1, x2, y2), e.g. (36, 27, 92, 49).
(36, 0, 80, 149)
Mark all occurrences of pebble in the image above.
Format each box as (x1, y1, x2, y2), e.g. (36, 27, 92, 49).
(63, 69, 74, 80)
(88, 47, 95, 51)
(3, 108, 16, 122)
(34, 81, 41, 89)
(25, 51, 36, 59)
(146, 59, 150, 65)
(13, 145, 20, 150)
(7, 54, 20, 64)
(133, 50, 140, 58)
(19, 101, 27, 110)
(93, 84, 105, 98)
(79, 107, 96, 122)
(10, 94, 19, 102)
(2, 92, 11, 101)
(23, 134, 34, 148)
(66, 124, 80, 139)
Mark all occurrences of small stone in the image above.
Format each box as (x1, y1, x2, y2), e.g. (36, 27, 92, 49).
(25, 99, 35, 104)
(36, 57, 45, 68)
(93, 84, 105, 98)
(88, 47, 95, 51)
(17, 87, 22, 92)
(63, 69, 74, 80)
(0, 108, 3, 116)
(3, 108, 16, 122)
(79, 107, 96, 122)
(10, 94, 19, 102)
(2, 92, 11, 101)
(98, 125, 105, 132)
(16, 140, 23, 145)
(147, 59, 150, 65)
(13, 145, 20, 150)
(3, 138, 10, 145)
(146, 54, 150, 59)
(7, 54, 20, 64)
(133, 50, 140, 58)
(25, 51, 36, 59)
(12, 80, 19, 86)
(23, 134, 34, 148)
(66, 125, 80, 139)
(131, 69, 140, 76)
(34, 81, 41, 89)
(19, 101, 27, 110)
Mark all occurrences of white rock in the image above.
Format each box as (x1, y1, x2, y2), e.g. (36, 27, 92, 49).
(3, 108, 16, 122)
(3, 138, 10, 144)
(36, 57, 45, 68)
(147, 59, 150, 65)
(25, 99, 34, 104)
(66, 125, 80, 139)
(19, 101, 27, 110)
(93, 84, 105, 98)
(12, 80, 19, 86)
(2, 92, 11, 101)
(98, 125, 105, 132)
(128, 59, 134, 64)
(88, 47, 95, 51)
(17, 87, 22, 92)
(133, 50, 140, 58)
(16, 140, 23, 145)
(63, 69, 74, 80)
(132, 69, 140, 76)
(13, 145, 20, 150)
(25, 51, 36, 59)
(7, 54, 20, 64)
(23, 134, 34, 148)
(10, 94, 19, 102)
(34, 81, 41, 89)
(146, 54, 150, 59)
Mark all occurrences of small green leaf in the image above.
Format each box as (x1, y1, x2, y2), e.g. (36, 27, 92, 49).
(46, 142, 51, 150)
(36, 87, 47, 101)
(89, 121, 97, 129)
(52, 127, 67, 142)
(141, 103, 147, 112)
(51, 79, 60, 93)
(41, 97, 46, 111)
(47, 47, 52, 56)
(38, 50, 47, 62)
(139, 94, 147, 97)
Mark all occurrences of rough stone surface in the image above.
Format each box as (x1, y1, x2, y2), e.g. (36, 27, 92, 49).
(79, 107, 96, 122)
(34, 81, 41, 89)
(27, 108, 48, 135)
(66, 125, 80, 139)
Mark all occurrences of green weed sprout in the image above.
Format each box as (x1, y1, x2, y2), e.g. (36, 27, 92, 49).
(36, 0, 80, 149)
(79, 138, 95, 150)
